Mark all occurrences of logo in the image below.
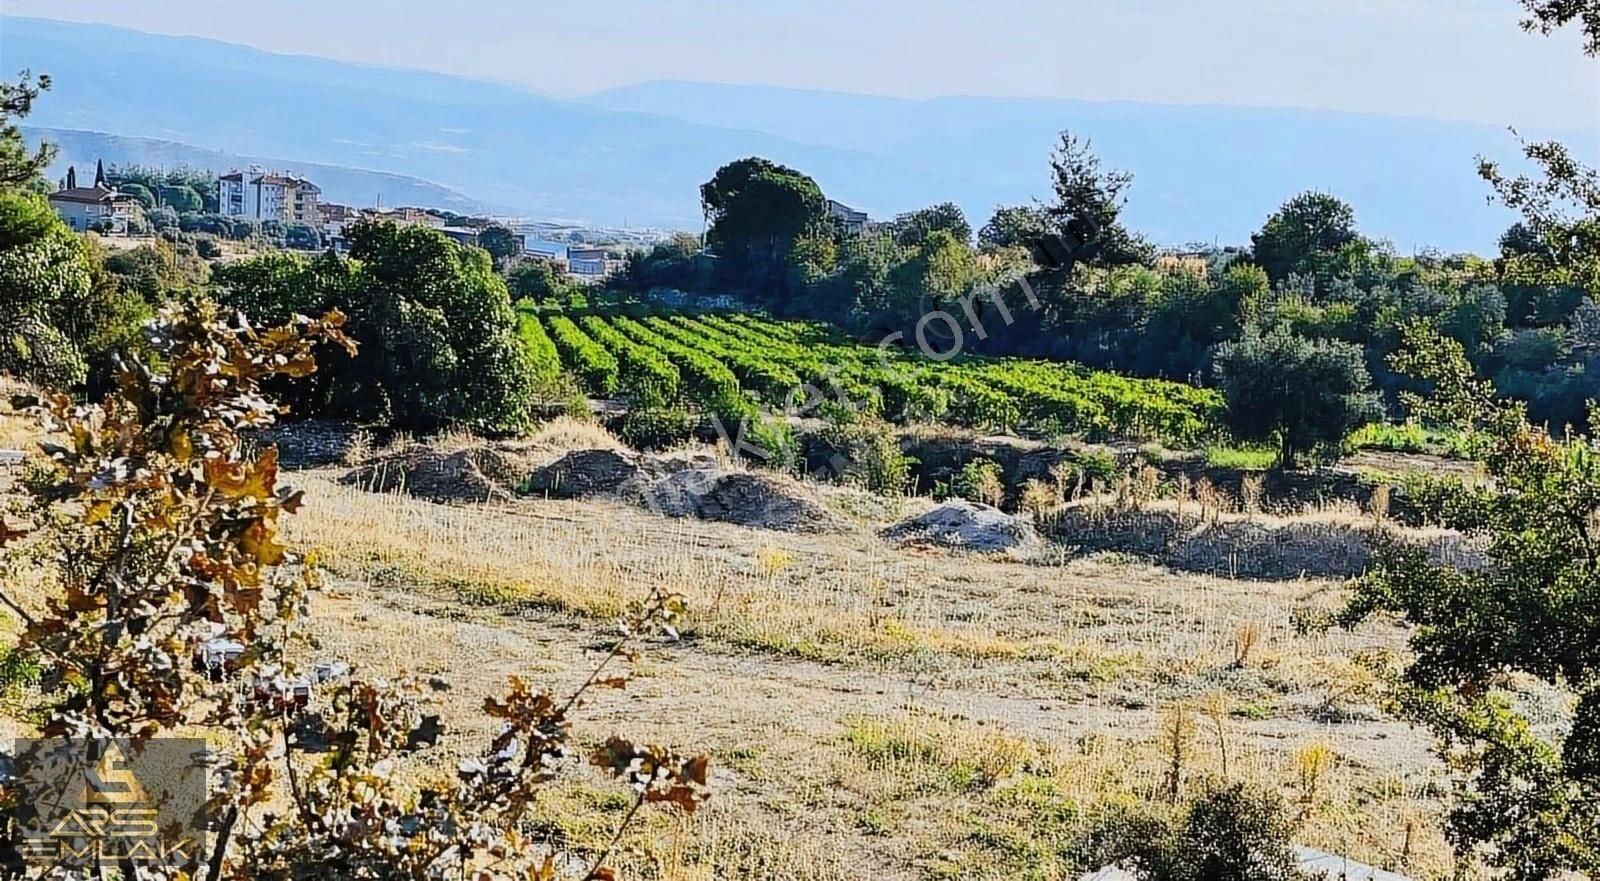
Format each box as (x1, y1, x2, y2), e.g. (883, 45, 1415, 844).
(6, 738, 208, 870)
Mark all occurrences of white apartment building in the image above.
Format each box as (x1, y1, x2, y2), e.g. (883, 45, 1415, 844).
(218, 169, 322, 226)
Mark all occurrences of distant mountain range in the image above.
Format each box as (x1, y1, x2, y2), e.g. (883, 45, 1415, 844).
(24, 127, 497, 214)
(4, 15, 1589, 251)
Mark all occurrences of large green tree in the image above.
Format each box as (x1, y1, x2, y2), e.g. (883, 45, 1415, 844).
(1250, 192, 1365, 284)
(700, 157, 826, 301)
(888, 202, 972, 248)
(1343, 323, 1600, 878)
(978, 204, 1048, 252)
(477, 223, 522, 266)
(214, 220, 537, 432)
(1040, 132, 1153, 268)
(1213, 329, 1382, 468)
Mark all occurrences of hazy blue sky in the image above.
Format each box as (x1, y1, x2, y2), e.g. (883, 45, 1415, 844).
(5, 0, 1596, 130)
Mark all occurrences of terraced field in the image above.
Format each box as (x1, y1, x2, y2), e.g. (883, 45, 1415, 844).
(519, 305, 1223, 446)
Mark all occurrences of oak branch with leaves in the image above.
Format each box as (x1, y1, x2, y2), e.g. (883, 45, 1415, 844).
(0, 301, 708, 880)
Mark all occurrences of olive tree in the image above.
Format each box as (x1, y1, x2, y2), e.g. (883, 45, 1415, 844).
(1213, 330, 1382, 468)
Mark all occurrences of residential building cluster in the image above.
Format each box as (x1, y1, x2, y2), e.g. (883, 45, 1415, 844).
(44, 157, 641, 281)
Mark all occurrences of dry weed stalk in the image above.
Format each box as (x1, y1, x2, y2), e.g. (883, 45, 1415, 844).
(1160, 703, 1195, 803)
(1368, 483, 1392, 528)
(1296, 741, 1335, 807)
(1241, 474, 1265, 519)
(1231, 622, 1262, 669)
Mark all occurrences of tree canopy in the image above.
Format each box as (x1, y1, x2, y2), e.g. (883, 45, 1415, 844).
(701, 157, 827, 299)
(0, 72, 53, 191)
(214, 219, 538, 432)
(1213, 330, 1382, 467)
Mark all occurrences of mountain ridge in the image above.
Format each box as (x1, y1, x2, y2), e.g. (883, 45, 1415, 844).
(4, 15, 1584, 250)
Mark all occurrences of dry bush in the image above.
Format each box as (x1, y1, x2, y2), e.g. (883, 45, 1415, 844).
(1019, 478, 1060, 522)
(1368, 483, 1392, 527)
(1194, 477, 1223, 522)
(1050, 460, 1087, 501)
(1231, 622, 1262, 669)
(530, 415, 623, 453)
(341, 428, 374, 467)
(1160, 703, 1196, 803)
(1296, 741, 1335, 807)
(1241, 474, 1265, 518)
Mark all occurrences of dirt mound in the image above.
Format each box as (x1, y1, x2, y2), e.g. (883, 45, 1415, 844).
(340, 448, 513, 503)
(880, 500, 1040, 553)
(1045, 506, 1485, 579)
(523, 449, 644, 498)
(638, 468, 846, 533)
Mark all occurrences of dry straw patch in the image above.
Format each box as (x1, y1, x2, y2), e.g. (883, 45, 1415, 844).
(289, 475, 1036, 663)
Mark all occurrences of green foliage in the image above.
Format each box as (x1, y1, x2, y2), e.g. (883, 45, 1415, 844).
(951, 458, 1006, 506)
(579, 314, 681, 408)
(815, 417, 913, 495)
(0, 72, 53, 191)
(1250, 192, 1365, 284)
(701, 157, 826, 299)
(1345, 422, 1474, 458)
(1388, 470, 1495, 530)
(513, 306, 562, 386)
(118, 181, 156, 209)
(0, 303, 708, 878)
(477, 223, 521, 265)
(888, 202, 972, 247)
(1343, 321, 1600, 878)
(160, 183, 204, 213)
(1204, 444, 1278, 472)
(1214, 330, 1382, 468)
(979, 205, 1048, 252)
(545, 313, 619, 396)
(1081, 782, 1310, 881)
(508, 257, 571, 302)
(1040, 132, 1154, 268)
(214, 220, 538, 433)
(620, 406, 695, 451)
(0, 191, 96, 387)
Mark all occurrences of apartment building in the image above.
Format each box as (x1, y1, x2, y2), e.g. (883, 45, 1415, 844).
(218, 169, 322, 226)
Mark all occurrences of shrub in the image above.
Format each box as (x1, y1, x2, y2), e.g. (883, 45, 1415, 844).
(1080, 781, 1309, 881)
(0, 191, 97, 387)
(816, 418, 912, 494)
(952, 457, 1007, 507)
(621, 406, 694, 450)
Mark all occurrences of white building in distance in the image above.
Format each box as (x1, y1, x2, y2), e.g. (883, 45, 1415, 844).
(218, 169, 322, 226)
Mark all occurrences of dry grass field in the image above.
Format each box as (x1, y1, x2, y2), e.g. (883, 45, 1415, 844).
(0, 404, 1465, 879)
(282, 471, 1455, 879)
